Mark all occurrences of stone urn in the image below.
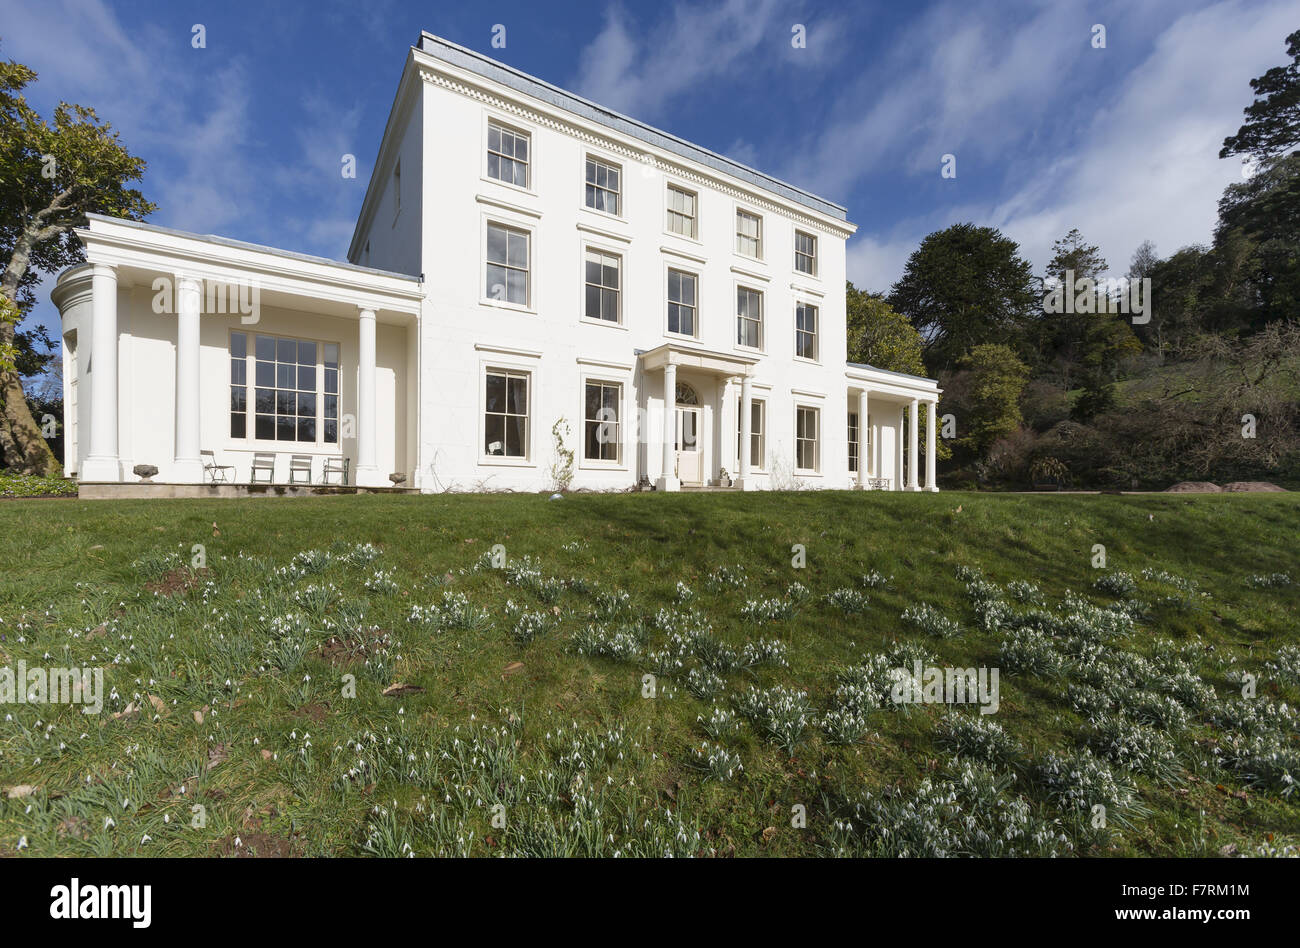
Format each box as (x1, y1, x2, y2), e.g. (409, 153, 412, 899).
(133, 464, 159, 483)
(388, 473, 407, 486)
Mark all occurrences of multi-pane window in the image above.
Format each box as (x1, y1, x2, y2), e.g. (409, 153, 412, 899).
(484, 368, 529, 458)
(737, 286, 763, 349)
(795, 230, 817, 275)
(584, 249, 621, 322)
(487, 120, 529, 187)
(736, 210, 762, 258)
(848, 411, 859, 473)
(796, 406, 820, 471)
(486, 222, 530, 306)
(666, 185, 697, 238)
(736, 398, 765, 469)
(585, 157, 621, 215)
(230, 332, 248, 439)
(796, 302, 819, 360)
(235, 332, 338, 444)
(667, 269, 697, 336)
(583, 380, 621, 463)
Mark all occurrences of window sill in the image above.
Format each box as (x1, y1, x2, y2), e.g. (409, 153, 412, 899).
(579, 206, 628, 227)
(578, 458, 628, 472)
(225, 442, 343, 456)
(794, 469, 823, 477)
(479, 176, 537, 201)
(735, 343, 765, 356)
(479, 456, 536, 468)
(580, 317, 628, 331)
(479, 298, 537, 316)
(664, 330, 701, 344)
(793, 355, 821, 366)
(662, 230, 704, 249)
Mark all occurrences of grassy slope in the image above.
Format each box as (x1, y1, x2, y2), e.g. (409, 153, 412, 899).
(0, 491, 1297, 856)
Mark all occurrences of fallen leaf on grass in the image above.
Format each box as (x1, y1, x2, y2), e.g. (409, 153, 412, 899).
(383, 683, 424, 697)
(147, 695, 167, 715)
(207, 744, 228, 771)
(6, 785, 37, 799)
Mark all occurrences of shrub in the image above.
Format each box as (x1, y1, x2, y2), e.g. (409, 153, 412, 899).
(735, 685, 812, 755)
(935, 714, 1022, 766)
(901, 602, 960, 638)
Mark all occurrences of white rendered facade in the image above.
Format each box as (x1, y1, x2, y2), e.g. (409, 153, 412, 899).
(52, 33, 940, 493)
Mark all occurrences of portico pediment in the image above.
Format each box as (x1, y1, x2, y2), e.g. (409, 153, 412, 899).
(639, 342, 757, 378)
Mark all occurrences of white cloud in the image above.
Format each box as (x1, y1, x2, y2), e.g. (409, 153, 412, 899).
(571, 0, 788, 120)
(836, 0, 1296, 290)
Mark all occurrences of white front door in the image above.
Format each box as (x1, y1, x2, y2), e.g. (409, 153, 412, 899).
(676, 407, 702, 485)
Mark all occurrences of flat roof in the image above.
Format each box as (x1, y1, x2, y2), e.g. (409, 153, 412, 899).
(847, 361, 938, 385)
(418, 32, 848, 222)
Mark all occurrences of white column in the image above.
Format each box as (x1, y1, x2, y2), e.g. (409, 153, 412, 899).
(81, 264, 120, 481)
(895, 407, 905, 491)
(925, 399, 938, 492)
(173, 275, 203, 482)
(907, 398, 920, 491)
(737, 374, 753, 489)
(856, 389, 868, 488)
(355, 307, 383, 487)
(657, 362, 679, 491)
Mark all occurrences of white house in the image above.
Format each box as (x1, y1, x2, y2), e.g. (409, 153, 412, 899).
(52, 32, 940, 494)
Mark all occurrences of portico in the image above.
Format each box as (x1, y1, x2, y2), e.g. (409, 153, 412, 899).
(846, 363, 940, 492)
(639, 343, 758, 492)
(52, 214, 425, 488)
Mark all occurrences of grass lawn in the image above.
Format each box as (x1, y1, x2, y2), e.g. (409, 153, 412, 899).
(1, 491, 1297, 857)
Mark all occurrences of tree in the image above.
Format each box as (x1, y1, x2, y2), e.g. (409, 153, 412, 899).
(0, 46, 155, 474)
(887, 223, 1038, 375)
(1220, 29, 1300, 163)
(1216, 153, 1300, 321)
(957, 343, 1030, 455)
(844, 283, 951, 464)
(845, 283, 925, 375)
(1127, 240, 1159, 282)
(1032, 228, 1141, 411)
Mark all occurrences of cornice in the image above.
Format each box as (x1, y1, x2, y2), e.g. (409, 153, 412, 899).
(418, 66, 856, 240)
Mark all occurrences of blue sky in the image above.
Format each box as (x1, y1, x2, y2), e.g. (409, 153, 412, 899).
(3, 0, 1293, 341)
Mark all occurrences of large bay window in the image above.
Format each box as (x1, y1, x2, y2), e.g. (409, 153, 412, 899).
(230, 331, 338, 445)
